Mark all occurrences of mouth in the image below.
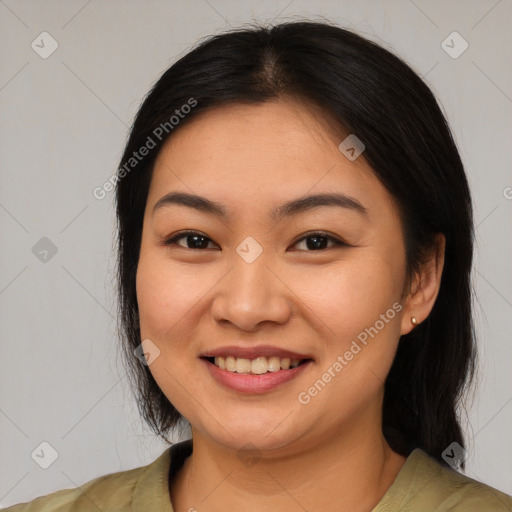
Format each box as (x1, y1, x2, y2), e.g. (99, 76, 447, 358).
(201, 355, 313, 375)
(200, 350, 314, 393)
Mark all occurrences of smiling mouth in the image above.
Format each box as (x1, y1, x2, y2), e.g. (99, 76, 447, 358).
(202, 356, 312, 375)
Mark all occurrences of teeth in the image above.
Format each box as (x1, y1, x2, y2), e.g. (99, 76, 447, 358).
(225, 356, 236, 372)
(267, 356, 281, 372)
(235, 358, 251, 373)
(251, 357, 268, 375)
(213, 356, 303, 374)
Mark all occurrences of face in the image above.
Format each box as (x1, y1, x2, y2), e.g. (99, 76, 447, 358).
(136, 99, 409, 455)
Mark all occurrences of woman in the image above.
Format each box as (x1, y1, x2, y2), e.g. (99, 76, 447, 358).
(6, 20, 512, 512)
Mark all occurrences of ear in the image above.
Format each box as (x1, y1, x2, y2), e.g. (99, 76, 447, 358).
(400, 234, 445, 335)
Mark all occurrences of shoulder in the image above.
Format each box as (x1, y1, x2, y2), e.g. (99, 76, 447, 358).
(1, 448, 172, 512)
(377, 448, 512, 511)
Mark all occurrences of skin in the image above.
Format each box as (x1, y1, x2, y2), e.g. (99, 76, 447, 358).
(136, 98, 445, 512)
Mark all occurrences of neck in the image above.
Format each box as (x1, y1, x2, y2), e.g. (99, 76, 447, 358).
(170, 408, 406, 512)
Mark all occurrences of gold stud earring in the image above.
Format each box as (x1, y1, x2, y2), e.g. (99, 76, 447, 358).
(411, 316, 418, 325)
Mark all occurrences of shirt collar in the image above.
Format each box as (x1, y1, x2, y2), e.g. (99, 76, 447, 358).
(132, 438, 193, 512)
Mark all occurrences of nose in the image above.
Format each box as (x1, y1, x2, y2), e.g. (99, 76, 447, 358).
(210, 252, 292, 331)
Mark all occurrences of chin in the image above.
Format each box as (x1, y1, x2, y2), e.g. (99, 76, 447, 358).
(194, 411, 308, 454)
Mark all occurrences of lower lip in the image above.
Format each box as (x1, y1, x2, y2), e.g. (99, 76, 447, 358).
(202, 358, 313, 393)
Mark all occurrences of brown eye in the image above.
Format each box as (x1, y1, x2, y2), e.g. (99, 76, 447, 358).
(163, 230, 347, 251)
(164, 231, 218, 250)
(291, 232, 347, 251)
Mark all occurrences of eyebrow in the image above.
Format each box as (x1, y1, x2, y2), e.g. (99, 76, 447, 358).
(152, 191, 367, 221)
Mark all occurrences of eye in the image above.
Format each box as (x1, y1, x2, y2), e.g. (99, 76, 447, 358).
(163, 230, 347, 251)
(290, 232, 347, 251)
(163, 230, 218, 250)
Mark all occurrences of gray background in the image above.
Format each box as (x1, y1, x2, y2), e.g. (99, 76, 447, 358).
(1, 0, 511, 507)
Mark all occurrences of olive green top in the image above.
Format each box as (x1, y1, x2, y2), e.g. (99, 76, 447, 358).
(3, 439, 512, 511)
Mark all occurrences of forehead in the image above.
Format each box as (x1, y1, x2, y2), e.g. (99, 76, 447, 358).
(147, 100, 396, 222)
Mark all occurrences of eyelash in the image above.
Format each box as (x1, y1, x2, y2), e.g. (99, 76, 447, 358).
(162, 230, 348, 251)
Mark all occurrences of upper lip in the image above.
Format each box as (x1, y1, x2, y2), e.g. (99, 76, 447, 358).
(200, 344, 313, 361)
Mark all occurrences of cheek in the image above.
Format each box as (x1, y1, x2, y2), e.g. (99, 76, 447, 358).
(135, 254, 206, 417)
(136, 252, 206, 340)
(293, 252, 405, 403)
(291, 260, 403, 419)
(291, 253, 402, 343)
